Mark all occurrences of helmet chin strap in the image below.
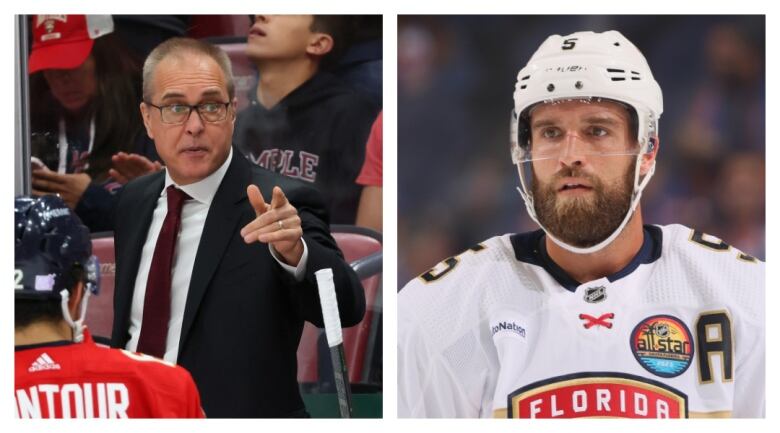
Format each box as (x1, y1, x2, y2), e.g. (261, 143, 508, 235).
(59, 288, 92, 343)
(517, 155, 655, 255)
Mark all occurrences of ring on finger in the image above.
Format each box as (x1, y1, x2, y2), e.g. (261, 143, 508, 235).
(277, 220, 284, 230)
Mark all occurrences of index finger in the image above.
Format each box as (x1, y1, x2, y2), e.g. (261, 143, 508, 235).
(247, 184, 269, 216)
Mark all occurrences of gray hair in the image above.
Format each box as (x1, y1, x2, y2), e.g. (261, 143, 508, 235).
(142, 37, 235, 102)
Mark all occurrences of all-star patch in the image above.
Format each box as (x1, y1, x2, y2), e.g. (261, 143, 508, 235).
(630, 315, 694, 378)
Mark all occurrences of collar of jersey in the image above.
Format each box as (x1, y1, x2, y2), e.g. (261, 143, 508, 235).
(510, 225, 663, 292)
(15, 339, 75, 352)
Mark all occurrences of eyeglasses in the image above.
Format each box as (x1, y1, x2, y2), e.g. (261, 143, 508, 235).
(145, 101, 231, 125)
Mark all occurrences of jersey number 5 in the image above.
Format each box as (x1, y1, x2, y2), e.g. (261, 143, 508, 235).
(419, 244, 486, 283)
(689, 230, 757, 263)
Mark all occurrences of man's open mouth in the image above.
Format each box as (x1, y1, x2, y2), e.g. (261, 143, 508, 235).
(559, 183, 592, 191)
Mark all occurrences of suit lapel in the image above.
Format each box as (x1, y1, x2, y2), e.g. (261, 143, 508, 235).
(114, 173, 164, 343)
(178, 152, 251, 356)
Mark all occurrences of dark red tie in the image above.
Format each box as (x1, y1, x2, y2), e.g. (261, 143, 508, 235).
(137, 185, 190, 358)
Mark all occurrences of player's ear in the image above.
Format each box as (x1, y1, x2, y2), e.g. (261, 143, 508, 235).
(640, 136, 659, 175)
(230, 97, 238, 122)
(140, 102, 154, 139)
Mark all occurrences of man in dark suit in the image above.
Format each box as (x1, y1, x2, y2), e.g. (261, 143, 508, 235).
(110, 37, 365, 417)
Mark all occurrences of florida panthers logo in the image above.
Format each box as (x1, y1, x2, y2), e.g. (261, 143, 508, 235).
(507, 372, 688, 418)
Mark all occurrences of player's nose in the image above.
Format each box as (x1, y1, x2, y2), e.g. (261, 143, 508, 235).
(557, 131, 587, 166)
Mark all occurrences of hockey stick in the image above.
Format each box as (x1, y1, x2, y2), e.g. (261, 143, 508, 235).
(315, 268, 353, 418)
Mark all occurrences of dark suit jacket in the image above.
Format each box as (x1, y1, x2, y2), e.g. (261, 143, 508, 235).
(110, 149, 366, 417)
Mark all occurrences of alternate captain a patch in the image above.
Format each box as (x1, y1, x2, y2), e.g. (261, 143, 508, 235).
(507, 372, 688, 418)
(630, 315, 694, 378)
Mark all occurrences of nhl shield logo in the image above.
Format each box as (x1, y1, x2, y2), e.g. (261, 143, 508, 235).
(584, 286, 606, 303)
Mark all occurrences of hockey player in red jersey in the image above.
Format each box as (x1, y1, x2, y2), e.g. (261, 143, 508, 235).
(15, 195, 204, 418)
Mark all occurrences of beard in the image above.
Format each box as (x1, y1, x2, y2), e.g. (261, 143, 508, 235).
(531, 160, 636, 248)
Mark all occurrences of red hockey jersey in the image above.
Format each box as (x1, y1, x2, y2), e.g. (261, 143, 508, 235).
(15, 329, 204, 418)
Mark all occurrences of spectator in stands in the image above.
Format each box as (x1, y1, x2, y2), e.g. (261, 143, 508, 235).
(355, 111, 382, 232)
(234, 15, 380, 224)
(28, 15, 158, 232)
(714, 152, 765, 257)
(334, 15, 383, 106)
(113, 15, 190, 60)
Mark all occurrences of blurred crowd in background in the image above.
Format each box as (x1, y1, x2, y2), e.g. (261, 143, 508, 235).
(398, 15, 765, 286)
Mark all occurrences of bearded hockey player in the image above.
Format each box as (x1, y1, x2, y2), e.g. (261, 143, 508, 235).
(15, 195, 204, 418)
(397, 30, 764, 418)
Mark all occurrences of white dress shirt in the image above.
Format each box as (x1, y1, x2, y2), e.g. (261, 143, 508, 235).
(126, 148, 309, 363)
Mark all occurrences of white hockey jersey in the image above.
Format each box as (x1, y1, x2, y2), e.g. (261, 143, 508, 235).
(398, 224, 764, 418)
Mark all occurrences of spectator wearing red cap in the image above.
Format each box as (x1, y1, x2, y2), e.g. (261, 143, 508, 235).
(28, 15, 159, 232)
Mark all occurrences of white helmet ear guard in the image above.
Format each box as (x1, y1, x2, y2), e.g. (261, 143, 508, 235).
(510, 30, 663, 254)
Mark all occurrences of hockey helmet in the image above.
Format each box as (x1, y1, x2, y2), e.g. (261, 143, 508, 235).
(15, 195, 99, 299)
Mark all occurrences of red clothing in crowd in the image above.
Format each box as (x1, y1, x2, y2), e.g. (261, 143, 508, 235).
(357, 111, 383, 187)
